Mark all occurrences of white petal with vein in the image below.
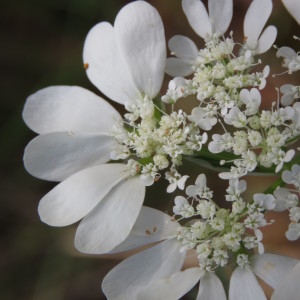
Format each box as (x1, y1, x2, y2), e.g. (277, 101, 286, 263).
(137, 268, 201, 300)
(23, 86, 121, 134)
(114, 1, 166, 99)
(244, 0, 272, 49)
(75, 176, 145, 254)
(256, 26, 277, 54)
(102, 239, 185, 300)
(83, 22, 139, 105)
(166, 58, 194, 77)
(24, 132, 115, 181)
(197, 272, 227, 300)
(208, 0, 233, 36)
(182, 0, 211, 38)
(229, 267, 267, 300)
(38, 164, 127, 226)
(168, 35, 198, 59)
(110, 206, 178, 253)
(251, 253, 299, 289)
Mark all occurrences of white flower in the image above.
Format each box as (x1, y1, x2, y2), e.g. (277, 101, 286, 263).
(161, 77, 187, 104)
(240, 88, 261, 116)
(197, 200, 216, 219)
(276, 46, 300, 74)
(282, 0, 300, 25)
(23, 1, 167, 254)
(102, 208, 195, 299)
(280, 84, 300, 106)
(282, 164, 300, 189)
(224, 107, 247, 128)
(166, 35, 199, 77)
(173, 196, 195, 217)
(23, 86, 122, 181)
(105, 243, 226, 300)
(286, 223, 300, 240)
(182, 0, 233, 39)
(274, 149, 295, 173)
(84, 1, 166, 103)
(243, 0, 277, 54)
(103, 206, 228, 299)
(165, 169, 189, 193)
(208, 133, 234, 153)
(273, 187, 299, 211)
(166, 0, 233, 76)
(188, 106, 217, 130)
(225, 178, 247, 202)
(186, 173, 213, 199)
(254, 193, 276, 210)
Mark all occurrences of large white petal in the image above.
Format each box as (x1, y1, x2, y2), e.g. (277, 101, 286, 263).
(109, 206, 179, 253)
(182, 0, 211, 38)
(271, 261, 300, 300)
(23, 86, 121, 134)
(256, 25, 277, 54)
(229, 267, 267, 300)
(38, 164, 127, 226)
(24, 132, 115, 181)
(251, 253, 299, 289)
(168, 35, 198, 59)
(83, 22, 139, 105)
(114, 1, 166, 99)
(166, 57, 194, 77)
(136, 268, 201, 299)
(244, 0, 272, 49)
(197, 272, 227, 300)
(74, 176, 145, 254)
(102, 239, 186, 300)
(208, 0, 233, 35)
(282, 0, 300, 25)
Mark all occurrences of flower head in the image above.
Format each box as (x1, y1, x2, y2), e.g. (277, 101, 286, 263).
(23, 0, 167, 254)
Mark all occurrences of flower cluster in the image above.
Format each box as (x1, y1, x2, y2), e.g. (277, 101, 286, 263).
(23, 0, 300, 299)
(174, 175, 269, 273)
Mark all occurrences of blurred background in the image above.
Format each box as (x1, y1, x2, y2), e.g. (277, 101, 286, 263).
(1, 0, 300, 299)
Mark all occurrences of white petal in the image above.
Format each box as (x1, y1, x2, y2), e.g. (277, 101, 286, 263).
(197, 272, 227, 300)
(276, 46, 297, 59)
(244, 0, 273, 49)
(256, 26, 277, 54)
(109, 206, 179, 253)
(114, 1, 166, 98)
(136, 268, 201, 300)
(83, 22, 139, 105)
(182, 0, 211, 38)
(38, 164, 127, 226)
(168, 35, 198, 59)
(208, 0, 233, 35)
(251, 253, 299, 289)
(75, 176, 145, 254)
(271, 261, 300, 300)
(24, 132, 115, 181)
(282, 0, 300, 25)
(23, 86, 121, 134)
(229, 267, 267, 300)
(166, 57, 194, 77)
(102, 239, 185, 300)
